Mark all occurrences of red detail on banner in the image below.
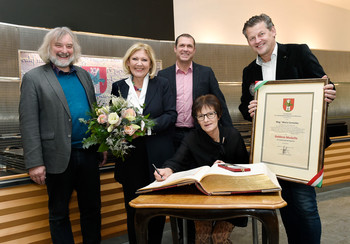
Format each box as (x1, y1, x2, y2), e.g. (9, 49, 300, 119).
(82, 66, 107, 95)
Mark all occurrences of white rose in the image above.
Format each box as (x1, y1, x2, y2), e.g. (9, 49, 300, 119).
(108, 112, 120, 125)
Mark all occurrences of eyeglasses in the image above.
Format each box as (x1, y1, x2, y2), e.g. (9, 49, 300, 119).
(196, 111, 217, 121)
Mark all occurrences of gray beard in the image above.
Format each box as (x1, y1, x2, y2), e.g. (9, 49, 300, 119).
(49, 55, 74, 68)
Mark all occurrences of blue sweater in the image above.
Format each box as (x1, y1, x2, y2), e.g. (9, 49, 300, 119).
(55, 69, 91, 148)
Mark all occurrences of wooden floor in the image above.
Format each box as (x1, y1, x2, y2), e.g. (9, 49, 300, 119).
(0, 138, 349, 243)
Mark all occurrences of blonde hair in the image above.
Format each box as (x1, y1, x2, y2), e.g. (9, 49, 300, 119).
(123, 43, 157, 78)
(37, 27, 81, 64)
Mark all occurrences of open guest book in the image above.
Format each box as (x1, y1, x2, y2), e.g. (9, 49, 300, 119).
(136, 163, 281, 195)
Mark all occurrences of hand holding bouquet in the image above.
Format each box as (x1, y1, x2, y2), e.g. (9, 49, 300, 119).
(80, 95, 155, 160)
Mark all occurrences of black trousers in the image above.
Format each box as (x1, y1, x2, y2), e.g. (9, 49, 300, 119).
(46, 149, 101, 244)
(115, 138, 165, 244)
(174, 127, 193, 149)
(174, 127, 196, 243)
(122, 181, 166, 244)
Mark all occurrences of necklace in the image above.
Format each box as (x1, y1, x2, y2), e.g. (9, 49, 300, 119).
(132, 81, 142, 92)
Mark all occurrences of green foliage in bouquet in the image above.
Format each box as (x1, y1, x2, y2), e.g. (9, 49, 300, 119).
(79, 95, 155, 160)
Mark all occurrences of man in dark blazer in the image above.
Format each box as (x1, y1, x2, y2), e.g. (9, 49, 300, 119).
(158, 33, 232, 150)
(158, 33, 233, 244)
(19, 27, 105, 244)
(239, 14, 336, 244)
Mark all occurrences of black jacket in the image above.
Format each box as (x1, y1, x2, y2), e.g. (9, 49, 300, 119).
(239, 43, 332, 148)
(111, 76, 177, 182)
(163, 125, 249, 172)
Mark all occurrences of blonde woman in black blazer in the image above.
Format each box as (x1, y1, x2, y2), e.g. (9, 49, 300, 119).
(111, 43, 177, 244)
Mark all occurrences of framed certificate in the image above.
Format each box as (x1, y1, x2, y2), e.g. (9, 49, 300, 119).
(250, 78, 328, 184)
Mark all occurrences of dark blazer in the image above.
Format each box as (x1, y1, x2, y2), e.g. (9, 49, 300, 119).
(162, 124, 249, 227)
(111, 76, 177, 182)
(158, 62, 233, 126)
(239, 43, 331, 147)
(19, 63, 96, 174)
(163, 125, 249, 173)
(239, 43, 326, 121)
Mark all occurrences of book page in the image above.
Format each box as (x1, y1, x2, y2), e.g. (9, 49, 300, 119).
(207, 163, 270, 176)
(137, 166, 210, 191)
(198, 163, 281, 195)
(213, 163, 281, 188)
(199, 174, 280, 194)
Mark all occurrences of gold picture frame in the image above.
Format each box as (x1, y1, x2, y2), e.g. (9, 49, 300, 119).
(250, 78, 328, 184)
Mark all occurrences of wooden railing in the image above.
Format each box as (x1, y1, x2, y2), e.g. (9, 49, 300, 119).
(0, 138, 349, 243)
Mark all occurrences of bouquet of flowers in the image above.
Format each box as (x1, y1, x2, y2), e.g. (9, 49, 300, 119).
(80, 95, 155, 160)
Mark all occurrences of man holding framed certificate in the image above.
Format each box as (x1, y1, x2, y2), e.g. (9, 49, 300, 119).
(239, 14, 336, 244)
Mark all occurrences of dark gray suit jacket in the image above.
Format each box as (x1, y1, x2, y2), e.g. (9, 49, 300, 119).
(158, 62, 233, 127)
(19, 63, 96, 173)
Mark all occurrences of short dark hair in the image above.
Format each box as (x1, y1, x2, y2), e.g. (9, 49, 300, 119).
(175, 33, 196, 47)
(192, 94, 222, 120)
(242, 13, 274, 38)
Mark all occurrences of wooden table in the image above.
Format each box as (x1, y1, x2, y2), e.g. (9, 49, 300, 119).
(129, 187, 286, 244)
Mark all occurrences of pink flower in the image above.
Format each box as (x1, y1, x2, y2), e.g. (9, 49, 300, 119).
(97, 114, 108, 124)
(124, 124, 140, 136)
(122, 108, 136, 121)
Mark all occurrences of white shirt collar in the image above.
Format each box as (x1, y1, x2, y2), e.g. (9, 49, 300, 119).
(125, 73, 150, 114)
(256, 43, 278, 66)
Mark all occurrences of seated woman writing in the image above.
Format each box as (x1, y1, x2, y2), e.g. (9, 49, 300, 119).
(154, 94, 249, 244)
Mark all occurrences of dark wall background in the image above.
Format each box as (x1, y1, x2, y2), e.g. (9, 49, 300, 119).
(0, 0, 174, 40)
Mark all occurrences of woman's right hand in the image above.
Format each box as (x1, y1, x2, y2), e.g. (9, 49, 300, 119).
(154, 167, 173, 181)
(248, 100, 258, 118)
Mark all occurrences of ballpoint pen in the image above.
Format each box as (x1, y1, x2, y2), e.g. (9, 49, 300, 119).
(152, 163, 163, 179)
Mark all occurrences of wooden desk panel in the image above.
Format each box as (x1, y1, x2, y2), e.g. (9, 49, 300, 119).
(0, 171, 126, 244)
(130, 191, 286, 210)
(130, 189, 286, 244)
(323, 140, 350, 186)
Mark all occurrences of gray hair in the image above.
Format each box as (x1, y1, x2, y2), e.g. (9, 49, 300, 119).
(37, 27, 81, 64)
(242, 14, 275, 38)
